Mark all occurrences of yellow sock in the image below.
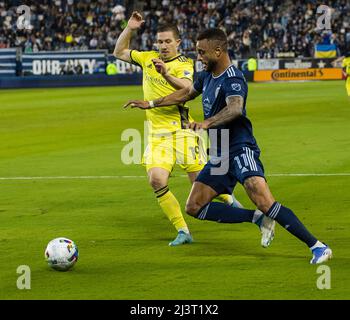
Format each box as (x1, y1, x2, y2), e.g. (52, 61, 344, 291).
(215, 193, 233, 204)
(155, 186, 189, 232)
(214, 193, 244, 208)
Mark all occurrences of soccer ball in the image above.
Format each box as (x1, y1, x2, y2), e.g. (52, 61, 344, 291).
(45, 237, 79, 271)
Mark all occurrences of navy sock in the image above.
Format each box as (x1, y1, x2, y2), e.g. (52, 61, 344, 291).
(196, 202, 255, 223)
(267, 202, 317, 247)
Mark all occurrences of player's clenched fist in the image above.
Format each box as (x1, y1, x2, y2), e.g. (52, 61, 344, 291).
(152, 58, 168, 75)
(127, 11, 145, 30)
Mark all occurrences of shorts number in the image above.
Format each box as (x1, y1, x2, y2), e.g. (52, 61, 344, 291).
(189, 146, 199, 160)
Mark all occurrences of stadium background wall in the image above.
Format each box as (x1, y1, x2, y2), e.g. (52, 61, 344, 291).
(0, 74, 144, 89)
(0, 49, 341, 89)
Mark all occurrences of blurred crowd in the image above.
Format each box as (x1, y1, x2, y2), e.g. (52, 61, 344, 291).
(139, 0, 350, 58)
(0, 0, 127, 52)
(0, 0, 349, 58)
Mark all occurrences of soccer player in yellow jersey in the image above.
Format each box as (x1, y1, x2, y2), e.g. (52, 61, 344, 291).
(114, 12, 241, 246)
(333, 50, 350, 97)
(342, 55, 350, 97)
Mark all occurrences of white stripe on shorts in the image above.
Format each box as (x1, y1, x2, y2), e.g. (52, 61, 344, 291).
(244, 147, 257, 171)
(198, 204, 210, 220)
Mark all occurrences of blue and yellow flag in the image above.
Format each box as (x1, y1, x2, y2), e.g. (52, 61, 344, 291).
(314, 44, 337, 58)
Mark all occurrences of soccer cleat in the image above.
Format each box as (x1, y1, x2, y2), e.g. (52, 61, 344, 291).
(169, 231, 193, 246)
(256, 214, 275, 248)
(310, 245, 332, 264)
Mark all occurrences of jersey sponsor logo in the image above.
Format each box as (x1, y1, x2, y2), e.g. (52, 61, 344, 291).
(231, 83, 241, 91)
(145, 74, 168, 86)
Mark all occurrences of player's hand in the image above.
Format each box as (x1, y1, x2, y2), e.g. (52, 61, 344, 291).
(123, 100, 151, 109)
(186, 121, 209, 131)
(127, 11, 145, 30)
(152, 58, 168, 75)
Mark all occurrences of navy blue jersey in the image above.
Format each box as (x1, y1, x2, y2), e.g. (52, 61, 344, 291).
(193, 65, 259, 155)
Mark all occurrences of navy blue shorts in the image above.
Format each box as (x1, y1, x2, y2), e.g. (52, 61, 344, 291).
(196, 146, 265, 195)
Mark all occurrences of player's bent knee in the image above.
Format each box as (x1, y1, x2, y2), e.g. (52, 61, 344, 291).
(185, 200, 201, 217)
(244, 176, 275, 213)
(244, 176, 261, 192)
(148, 168, 169, 191)
(149, 176, 167, 191)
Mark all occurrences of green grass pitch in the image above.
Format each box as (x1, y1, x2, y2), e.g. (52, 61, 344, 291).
(0, 80, 349, 300)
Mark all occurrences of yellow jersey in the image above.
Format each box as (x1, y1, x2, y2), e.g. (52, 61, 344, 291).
(130, 50, 194, 134)
(342, 57, 350, 76)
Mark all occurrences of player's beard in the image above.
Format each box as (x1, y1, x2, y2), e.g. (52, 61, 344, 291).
(205, 59, 216, 72)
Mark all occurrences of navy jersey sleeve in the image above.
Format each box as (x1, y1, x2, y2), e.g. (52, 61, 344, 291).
(222, 77, 247, 100)
(193, 71, 206, 93)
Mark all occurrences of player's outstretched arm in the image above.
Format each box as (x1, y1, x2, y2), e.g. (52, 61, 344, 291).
(331, 55, 345, 67)
(124, 86, 199, 109)
(113, 11, 145, 62)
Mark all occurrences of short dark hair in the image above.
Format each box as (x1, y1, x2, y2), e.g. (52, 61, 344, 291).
(157, 23, 180, 40)
(197, 28, 228, 52)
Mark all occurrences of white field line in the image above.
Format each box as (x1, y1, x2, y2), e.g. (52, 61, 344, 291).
(0, 173, 350, 181)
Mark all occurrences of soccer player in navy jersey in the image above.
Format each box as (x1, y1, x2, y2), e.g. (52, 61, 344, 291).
(125, 28, 332, 264)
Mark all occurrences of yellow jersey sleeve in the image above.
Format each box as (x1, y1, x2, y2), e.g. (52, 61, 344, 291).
(130, 50, 150, 68)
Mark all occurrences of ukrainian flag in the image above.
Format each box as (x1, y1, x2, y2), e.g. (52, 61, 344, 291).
(314, 44, 337, 58)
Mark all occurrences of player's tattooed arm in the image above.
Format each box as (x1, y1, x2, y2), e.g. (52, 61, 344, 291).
(124, 86, 199, 109)
(204, 96, 244, 128)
